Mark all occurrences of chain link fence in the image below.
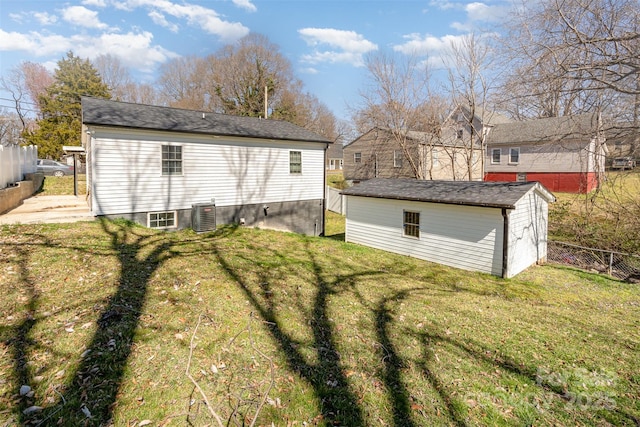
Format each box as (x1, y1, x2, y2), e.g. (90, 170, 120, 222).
(548, 240, 640, 281)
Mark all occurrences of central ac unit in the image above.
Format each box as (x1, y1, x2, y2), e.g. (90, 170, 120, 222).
(192, 202, 216, 232)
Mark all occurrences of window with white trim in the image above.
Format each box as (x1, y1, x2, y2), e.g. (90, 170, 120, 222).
(403, 210, 420, 238)
(290, 151, 302, 174)
(393, 150, 403, 168)
(354, 152, 362, 163)
(491, 148, 501, 164)
(148, 211, 177, 229)
(162, 145, 182, 175)
(509, 147, 520, 164)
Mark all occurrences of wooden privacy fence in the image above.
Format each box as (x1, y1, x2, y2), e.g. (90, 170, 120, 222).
(0, 145, 38, 190)
(547, 240, 640, 281)
(326, 186, 345, 215)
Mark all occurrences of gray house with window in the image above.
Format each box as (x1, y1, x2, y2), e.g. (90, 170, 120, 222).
(342, 178, 555, 278)
(81, 97, 330, 235)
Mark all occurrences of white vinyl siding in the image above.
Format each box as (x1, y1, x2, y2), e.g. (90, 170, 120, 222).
(486, 140, 599, 174)
(90, 129, 325, 216)
(506, 189, 549, 277)
(345, 197, 504, 276)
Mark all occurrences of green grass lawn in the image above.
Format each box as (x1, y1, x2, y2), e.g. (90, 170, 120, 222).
(39, 175, 87, 196)
(1, 217, 639, 426)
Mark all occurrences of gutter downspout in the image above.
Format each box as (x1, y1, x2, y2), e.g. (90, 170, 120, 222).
(502, 208, 510, 278)
(321, 142, 329, 236)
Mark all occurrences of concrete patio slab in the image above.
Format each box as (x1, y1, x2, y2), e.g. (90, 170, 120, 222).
(0, 195, 93, 225)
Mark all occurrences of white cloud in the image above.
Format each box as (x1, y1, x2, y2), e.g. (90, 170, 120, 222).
(0, 28, 177, 73)
(298, 28, 378, 67)
(116, 0, 249, 41)
(82, 0, 107, 7)
(393, 33, 466, 56)
(62, 6, 109, 30)
(148, 10, 179, 32)
(33, 12, 58, 26)
(232, 0, 257, 13)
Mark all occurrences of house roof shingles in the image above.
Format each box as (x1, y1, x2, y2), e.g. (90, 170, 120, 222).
(341, 178, 555, 209)
(82, 97, 332, 144)
(487, 113, 599, 145)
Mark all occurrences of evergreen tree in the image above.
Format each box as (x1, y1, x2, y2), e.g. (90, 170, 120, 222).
(24, 51, 110, 158)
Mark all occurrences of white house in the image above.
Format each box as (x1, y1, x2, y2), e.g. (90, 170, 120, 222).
(341, 178, 555, 278)
(81, 97, 331, 235)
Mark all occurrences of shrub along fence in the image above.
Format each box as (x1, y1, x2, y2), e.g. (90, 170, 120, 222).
(0, 145, 37, 190)
(547, 240, 640, 281)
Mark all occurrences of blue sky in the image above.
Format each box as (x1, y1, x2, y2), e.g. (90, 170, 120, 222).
(0, 0, 509, 120)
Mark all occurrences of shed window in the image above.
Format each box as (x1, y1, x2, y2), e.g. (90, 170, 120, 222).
(354, 152, 362, 163)
(491, 148, 501, 164)
(457, 129, 464, 139)
(509, 147, 520, 164)
(403, 210, 420, 238)
(290, 151, 302, 174)
(393, 150, 403, 168)
(162, 145, 182, 175)
(148, 211, 177, 229)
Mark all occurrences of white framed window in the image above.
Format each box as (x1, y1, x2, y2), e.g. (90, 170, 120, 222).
(432, 149, 439, 166)
(403, 210, 420, 238)
(148, 211, 177, 229)
(290, 151, 302, 174)
(354, 152, 362, 163)
(457, 129, 463, 139)
(509, 147, 520, 164)
(393, 150, 403, 168)
(162, 145, 182, 175)
(491, 148, 501, 164)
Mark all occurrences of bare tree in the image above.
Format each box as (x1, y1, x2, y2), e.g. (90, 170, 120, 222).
(158, 55, 212, 110)
(444, 33, 494, 180)
(498, 0, 639, 150)
(353, 51, 443, 179)
(93, 54, 135, 102)
(20, 62, 54, 116)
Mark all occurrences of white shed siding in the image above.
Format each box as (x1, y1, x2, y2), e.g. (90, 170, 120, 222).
(90, 128, 325, 215)
(345, 197, 504, 276)
(506, 189, 549, 277)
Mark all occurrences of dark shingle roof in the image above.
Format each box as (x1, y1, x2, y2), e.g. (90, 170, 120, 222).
(341, 178, 554, 209)
(487, 113, 599, 145)
(81, 97, 331, 144)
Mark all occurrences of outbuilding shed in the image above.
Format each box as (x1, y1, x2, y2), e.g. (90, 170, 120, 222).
(341, 178, 555, 278)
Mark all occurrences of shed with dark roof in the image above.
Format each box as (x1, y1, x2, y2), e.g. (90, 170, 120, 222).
(81, 97, 331, 235)
(342, 178, 555, 277)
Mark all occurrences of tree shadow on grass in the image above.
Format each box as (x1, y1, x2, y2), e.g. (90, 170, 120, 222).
(374, 290, 419, 427)
(210, 237, 377, 425)
(22, 219, 175, 425)
(4, 220, 233, 425)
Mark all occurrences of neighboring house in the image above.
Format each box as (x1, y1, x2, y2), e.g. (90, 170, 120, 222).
(342, 178, 555, 278)
(603, 121, 638, 164)
(485, 113, 607, 193)
(326, 142, 343, 171)
(343, 127, 484, 183)
(81, 97, 331, 235)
